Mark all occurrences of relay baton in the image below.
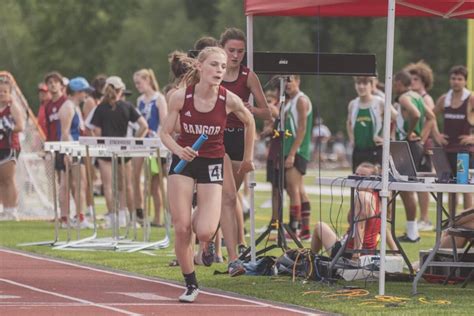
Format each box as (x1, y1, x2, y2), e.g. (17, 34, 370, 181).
(173, 134, 208, 173)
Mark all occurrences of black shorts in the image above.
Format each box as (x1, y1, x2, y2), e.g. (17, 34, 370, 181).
(0, 148, 18, 165)
(168, 155, 224, 184)
(447, 151, 474, 174)
(330, 240, 352, 260)
(224, 128, 244, 161)
(55, 154, 85, 171)
(54, 153, 66, 171)
(97, 157, 132, 164)
(286, 154, 308, 175)
(407, 140, 426, 172)
(352, 146, 382, 173)
(266, 159, 276, 183)
(268, 154, 307, 188)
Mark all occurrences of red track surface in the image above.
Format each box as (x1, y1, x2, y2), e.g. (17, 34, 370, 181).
(0, 248, 326, 315)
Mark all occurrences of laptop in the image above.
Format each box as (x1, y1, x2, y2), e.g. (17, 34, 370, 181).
(431, 147, 455, 183)
(389, 141, 435, 181)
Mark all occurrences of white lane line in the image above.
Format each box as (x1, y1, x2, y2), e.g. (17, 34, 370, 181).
(0, 279, 140, 316)
(0, 302, 265, 307)
(110, 292, 173, 301)
(0, 248, 318, 315)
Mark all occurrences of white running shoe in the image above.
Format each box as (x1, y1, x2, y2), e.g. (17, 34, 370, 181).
(0, 209, 19, 221)
(417, 220, 434, 232)
(79, 217, 94, 229)
(118, 210, 128, 228)
(103, 212, 115, 229)
(178, 285, 199, 303)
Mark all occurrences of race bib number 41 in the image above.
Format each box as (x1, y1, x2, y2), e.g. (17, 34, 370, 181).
(208, 163, 223, 182)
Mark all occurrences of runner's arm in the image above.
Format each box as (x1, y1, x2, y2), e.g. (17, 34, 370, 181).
(247, 71, 272, 120)
(160, 89, 196, 161)
(226, 91, 255, 174)
(399, 95, 420, 140)
(58, 103, 74, 141)
(9, 101, 24, 132)
(346, 100, 354, 146)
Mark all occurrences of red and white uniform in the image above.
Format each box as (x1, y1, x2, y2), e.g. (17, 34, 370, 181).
(0, 105, 20, 150)
(177, 85, 227, 158)
(44, 95, 67, 141)
(221, 65, 250, 129)
(346, 191, 381, 251)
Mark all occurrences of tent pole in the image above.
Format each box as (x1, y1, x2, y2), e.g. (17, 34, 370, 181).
(246, 14, 257, 264)
(379, 0, 396, 296)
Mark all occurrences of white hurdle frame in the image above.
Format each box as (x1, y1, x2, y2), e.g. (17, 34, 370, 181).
(18, 141, 64, 247)
(75, 137, 170, 252)
(53, 144, 162, 250)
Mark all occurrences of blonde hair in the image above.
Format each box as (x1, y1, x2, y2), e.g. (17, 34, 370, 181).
(134, 68, 160, 92)
(183, 46, 227, 86)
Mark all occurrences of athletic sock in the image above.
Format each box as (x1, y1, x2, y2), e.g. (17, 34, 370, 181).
(406, 221, 419, 240)
(136, 208, 144, 220)
(301, 201, 311, 233)
(183, 271, 198, 288)
(289, 205, 301, 231)
(86, 205, 93, 216)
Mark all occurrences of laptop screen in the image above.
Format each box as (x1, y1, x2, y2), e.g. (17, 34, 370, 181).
(431, 147, 454, 182)
(389, 141, 417, 177)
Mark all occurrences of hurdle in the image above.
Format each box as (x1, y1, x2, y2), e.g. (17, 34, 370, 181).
(61, 136, 171, 251)
(18, 141, 64, 247)
(53, 144, 159, 250)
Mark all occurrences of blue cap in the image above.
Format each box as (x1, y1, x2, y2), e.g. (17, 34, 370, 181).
(69, 77, 93, 92)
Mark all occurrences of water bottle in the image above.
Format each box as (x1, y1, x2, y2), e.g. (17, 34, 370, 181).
(456, 152, 469, 184)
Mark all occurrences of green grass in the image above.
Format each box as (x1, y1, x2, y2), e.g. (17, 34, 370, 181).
(1, 170, 473, 315)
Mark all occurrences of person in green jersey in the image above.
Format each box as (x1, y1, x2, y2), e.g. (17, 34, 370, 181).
(283, 75, 313, 240)
(406, 61, 436, 232)
(393, 70, 436, 243)
(347, 76, 386, 173)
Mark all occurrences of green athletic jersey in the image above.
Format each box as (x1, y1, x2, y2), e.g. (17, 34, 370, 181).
(283, 92, 313, 161)
(396, 91, 426, 140)
(354, 108, 375, 149)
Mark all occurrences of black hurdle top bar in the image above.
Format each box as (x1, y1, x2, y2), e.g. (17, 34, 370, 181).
(188, 51, 376, 76)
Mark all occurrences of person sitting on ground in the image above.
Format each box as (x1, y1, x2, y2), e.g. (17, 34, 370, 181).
(311, 162, 382, 261)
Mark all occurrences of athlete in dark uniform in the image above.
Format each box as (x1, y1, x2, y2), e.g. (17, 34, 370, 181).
(160, 46, 255, 303)
(219, 28, 271, 275)
(91, 76, 148, 228)
(434, 65, 474, 213)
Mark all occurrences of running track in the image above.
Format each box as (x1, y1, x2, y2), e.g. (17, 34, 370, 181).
(0, 248, 327, 315)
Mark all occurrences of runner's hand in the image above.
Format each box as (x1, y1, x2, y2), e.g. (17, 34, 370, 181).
(407, 133, 421, 142)
(434, 133, 449, 146)
(178, 146, 198, 162)
(373, 135, 383, 146)
(244, 102, 254, 114)
(459, 134, 474, 145)
(237, 159, 255, 174)
(285, 154, 295, 168)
